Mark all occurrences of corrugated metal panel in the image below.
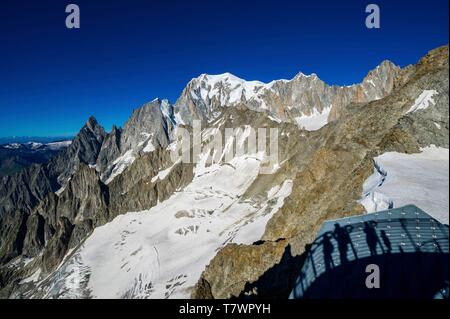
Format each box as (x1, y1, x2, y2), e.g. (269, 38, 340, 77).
(289, 205, 449, 299)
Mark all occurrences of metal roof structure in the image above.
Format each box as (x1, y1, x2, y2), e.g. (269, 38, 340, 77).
(289, 205, 449, 299)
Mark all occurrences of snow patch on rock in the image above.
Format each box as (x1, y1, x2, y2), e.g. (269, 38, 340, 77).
(295, 105, 332, 131)
(105, 150, 136, 184)
(406, 90, 438, 114)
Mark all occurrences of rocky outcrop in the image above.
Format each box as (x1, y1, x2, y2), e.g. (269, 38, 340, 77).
(393, 46, 449, 148)
(0, 162, 59, 264)
(0, 164, 57, 217)
(56, 164, 110, 226)
(22, 213, 45, 257)
(192, 240, 288, 299)
(6, 163, 108, 270)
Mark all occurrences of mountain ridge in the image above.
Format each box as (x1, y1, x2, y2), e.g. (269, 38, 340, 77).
(173, 59, 399, 127)
(0, 44, 447, 299)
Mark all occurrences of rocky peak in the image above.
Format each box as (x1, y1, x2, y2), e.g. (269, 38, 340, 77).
(95, 99, 177, 183)
(120, 98, 174, 152)
(293, 71, 319, 80)
(110, 125, 120, 135)
(80, 116, 106, 144)
(361, 60, 400, 94)
(67, 116, 106, 161)
(86, 115, 98, 129)
(48, 116, 106, 187)
(95, 125, 122, 176)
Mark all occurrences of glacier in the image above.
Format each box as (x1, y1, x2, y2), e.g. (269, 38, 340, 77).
(360, 146, 449, 225)
(26, 148, 293, 298)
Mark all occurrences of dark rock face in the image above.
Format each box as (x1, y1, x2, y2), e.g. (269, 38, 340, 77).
(0, 117, 107, 265)
(56, 164, 110, 226)
(15, 163, 108, 270)
(48, 116, 106, 186)
(0, 210, 28, 263)
(96, 125, 121, 176)
(191, 278, 214, 299)
(22, 213, 46, 257)
(41, 217, 74, 272)
(97, 99, 175, 183)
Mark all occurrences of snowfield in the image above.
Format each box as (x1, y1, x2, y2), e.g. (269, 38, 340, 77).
(34, 151, 292, 299)
(360, 146, 449, 224)
(294, 105, 332, 131)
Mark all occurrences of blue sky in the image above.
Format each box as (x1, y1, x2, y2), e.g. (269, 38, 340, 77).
(0, 0, 448, 137)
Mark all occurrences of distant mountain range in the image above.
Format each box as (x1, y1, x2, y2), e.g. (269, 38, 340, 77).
(0, 140, 72, 177)
(0, 136, 74, 145)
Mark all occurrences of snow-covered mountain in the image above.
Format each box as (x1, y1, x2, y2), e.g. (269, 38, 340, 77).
(174, 60, 399, 128)
(0, 45, 448, 299)
(93, 60, 399, 184)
